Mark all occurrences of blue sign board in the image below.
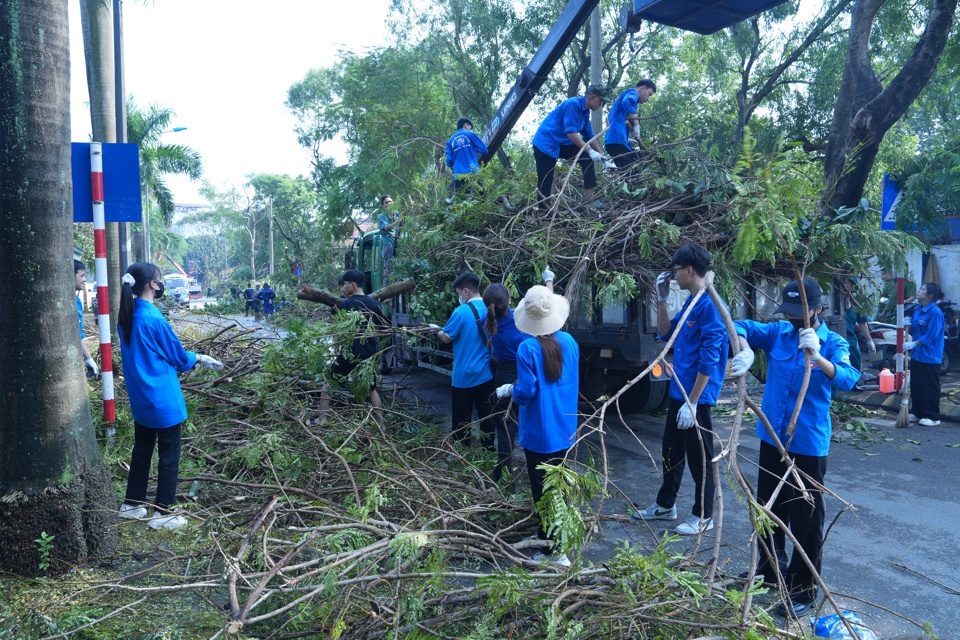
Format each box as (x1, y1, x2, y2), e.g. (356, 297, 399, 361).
(72, 143, 142, 223)
(880, 173, 901, 231)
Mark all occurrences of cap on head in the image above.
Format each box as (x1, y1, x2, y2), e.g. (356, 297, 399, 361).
(585, 83, 611, 103)
(775, 279, 822, 317)
(457, 117, 474, 130)
(514, 285, 570, 337)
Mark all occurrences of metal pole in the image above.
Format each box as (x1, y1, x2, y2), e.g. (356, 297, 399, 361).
(268, 197, 274, 276)
(114, 0, 129, 273)
(590, 5, 602, 133)
(91, 143, 117, 438)
(144, 197, 151, 262)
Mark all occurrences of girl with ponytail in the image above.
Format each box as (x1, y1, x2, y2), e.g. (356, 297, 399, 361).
(117, 263, 224, 530)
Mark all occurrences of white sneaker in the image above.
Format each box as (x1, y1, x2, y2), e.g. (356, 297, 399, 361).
(119, 503, 147, 519)
(533, 552, 571, 568)
(633, 502, 677, 521)
(919, 418, 941, 427)
(909, 414, 919, 423)
(148, 512, 188, 530)
(675, 515, 714, 535)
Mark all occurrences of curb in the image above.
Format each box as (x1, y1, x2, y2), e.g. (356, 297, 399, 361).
(838, 389, 960, 424)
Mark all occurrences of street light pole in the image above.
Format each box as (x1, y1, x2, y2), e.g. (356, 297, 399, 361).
(268, 197, 274, 276)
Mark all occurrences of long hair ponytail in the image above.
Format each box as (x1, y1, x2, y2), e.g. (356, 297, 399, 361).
(118, 262, 160, 343)
(482, 283, 511, 346)
(537, 334, 563, 383)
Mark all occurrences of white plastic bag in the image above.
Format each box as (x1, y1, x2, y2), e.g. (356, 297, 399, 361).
(811, 611, 880, 640)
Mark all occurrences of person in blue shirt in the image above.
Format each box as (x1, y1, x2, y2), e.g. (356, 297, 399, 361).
(74, 259, 99, 378)
(496, 285, 580, 568)
(604, 78, 656, 169)
(437, 272, 495, 449)
(729, 278, 859, 617)
(259, 282, 276, 317)
(633, 244, 728, 536)
(377, 195, 400, 283)
(482, 282, 532, 486)
(903, 282, 945, 426)
(116, 262, 224, 530)
(838, 277, 875, 378)
(532, 84, 615, 211)
(445, 117, 489, 203)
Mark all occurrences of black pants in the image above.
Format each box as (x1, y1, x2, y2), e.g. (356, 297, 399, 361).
(756, 440, 827, 603)
(124, 422, 182, 513)
(656, 398, 716, 518)
(491, 361, 520, 484)
(605, 143, 644, 169)
(525, 448, 568, 543)
(533, 144, 597, 210)
(244, 300, 254, 315)
(911, 360, 941, 421)
(451, 379, 496, 449)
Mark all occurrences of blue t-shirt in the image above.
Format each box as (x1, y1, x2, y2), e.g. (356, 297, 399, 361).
(118, 299, 197, 429)
(442, 298, 493, 388)
(491, 309, 528, 365)
(734, 320, 859, 456)
(514, 332, 580, 454)
(445, 128, 488, 177)
(76, 296, 84, 339)
(911, 301, 944, 364)
(605, 87, 638, 147)
(377, 211, 398, 247)
(532, 97, 595, 158)
(660, 293, 729, 405)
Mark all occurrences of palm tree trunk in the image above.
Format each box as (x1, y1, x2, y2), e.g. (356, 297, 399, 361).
(0, 0, 117, 576)
(80, 0, 122, 337)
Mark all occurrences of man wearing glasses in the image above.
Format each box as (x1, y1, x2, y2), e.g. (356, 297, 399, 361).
(633, 243, 729, 537)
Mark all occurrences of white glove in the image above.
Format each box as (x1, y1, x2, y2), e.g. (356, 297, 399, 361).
(655, 271, 671, 302)
(798, 328, 821, 360)
(729, 346, 755, 377)
(196, 354, 225, 371)
(632, 122, 641, 139)
(587, 148, 603, 162)
(427, 323, 440, 330)
(902, 340, 917, 352)
(542, 267, 555, 283)
(867, 340, 876, 353)
(496, 383, 514, 398)
(84, 357, 99, 377)
(677, 402, 696, 429)
(603, 159, 618, 171)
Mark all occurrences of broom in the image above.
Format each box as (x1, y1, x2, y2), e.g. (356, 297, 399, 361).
(895, 351, 911, 428)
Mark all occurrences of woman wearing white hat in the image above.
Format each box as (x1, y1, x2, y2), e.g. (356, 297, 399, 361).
(496, 285, 580, 567)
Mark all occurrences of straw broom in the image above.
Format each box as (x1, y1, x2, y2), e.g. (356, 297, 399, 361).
(896, 351, 911, 428)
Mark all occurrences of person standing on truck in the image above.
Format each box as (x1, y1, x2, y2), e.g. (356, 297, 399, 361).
(903, 282, 945, 427)
(75, 259, 99, 378)
(728, 278, 859, 617)
(116, 262, 224, 530)
(243, 282, 256, 317)
(445, 117, 489, 204)
(436, 272, 495, 449)
(495, 285, 580, 568)
(633, 244, 728, 536)
(377, 195, 400, 283)
(532, 84, 616, 211)
(604, 78, 656, 169)
(318, 269, 389, 425)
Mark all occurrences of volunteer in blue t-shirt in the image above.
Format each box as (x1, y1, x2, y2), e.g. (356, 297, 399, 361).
(729, 278, 859, 617)
(437, 272, 495, 449)
(496, 285, 580, 568)
(74, 259, 99, 377)
(903, 282, 945, 426)
(116, 262, 225, 531)
(445, 117, 488, 201)
(633, 244, 728, 537)
(605, 78, 656, 169)
(532, 84, 615, 211)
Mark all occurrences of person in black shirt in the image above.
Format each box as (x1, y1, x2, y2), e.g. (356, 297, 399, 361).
(243, 282, 256, 316)
(319, 269, 389, 424)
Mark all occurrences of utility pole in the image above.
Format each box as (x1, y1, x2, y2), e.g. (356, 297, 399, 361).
(114, 0, 129, 272)
(268, 197, 274, 276)
(590, 5, 602, 133)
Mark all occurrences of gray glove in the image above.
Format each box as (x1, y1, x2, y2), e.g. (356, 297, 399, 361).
(902, 340, 917, 352)
(587, 148, 604, 162)
(798, 328, 821, 360)
(196, 354, 225, 371)
(677, 402, 696, 429)
(496, 383, 514, 398)
(84, 357, 99, 377)
(729, 347, 755, 377)
(542, 267, 555, 283)
(655, 271, 671, 302)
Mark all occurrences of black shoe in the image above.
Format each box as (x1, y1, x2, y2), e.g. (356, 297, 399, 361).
(775, 595, 816, 617)
(737, 570, 773, 586)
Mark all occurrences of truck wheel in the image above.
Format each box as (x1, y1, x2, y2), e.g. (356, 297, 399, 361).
(616, 377, 670, 414)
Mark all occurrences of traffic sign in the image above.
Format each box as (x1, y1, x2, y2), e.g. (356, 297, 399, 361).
(72, 142, 142, 223)
(880, 173, 901, 231)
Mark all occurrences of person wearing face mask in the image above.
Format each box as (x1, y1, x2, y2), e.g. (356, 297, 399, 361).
(728, 278, 859, 618)
(116, 262, 225, 530)
(903, 282, 945, 426)
(436, 272, 495, 449)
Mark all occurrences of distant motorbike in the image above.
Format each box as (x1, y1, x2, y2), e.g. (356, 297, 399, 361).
(867, 299, 956, 374)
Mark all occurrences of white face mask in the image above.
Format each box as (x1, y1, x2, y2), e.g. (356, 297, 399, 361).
(458, 295, 466, 305)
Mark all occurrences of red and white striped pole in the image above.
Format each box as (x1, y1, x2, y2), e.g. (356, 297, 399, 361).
(91, 143, 116, 437)
(895, 271, 905, 390)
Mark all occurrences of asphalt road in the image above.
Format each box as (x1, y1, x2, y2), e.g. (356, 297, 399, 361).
(402, 368, 960, 639)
